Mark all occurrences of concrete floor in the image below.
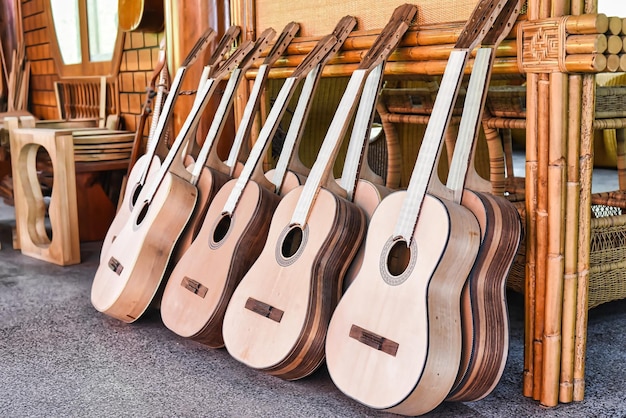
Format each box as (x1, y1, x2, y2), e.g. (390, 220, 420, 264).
(0, 180, 625, 417)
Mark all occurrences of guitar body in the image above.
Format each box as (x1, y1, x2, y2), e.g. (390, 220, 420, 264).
(100, 154, 161, 262)
(223, 187, 366, 380)
(91, 173, 197, 322)
(264, 168, 305, 196)
(170, 163, 232, 264)
(161, 179, 280, 347)
(119, 0, 165, 32)
(447, 190, 521, 401)
(325, 191, 480, 416)
(343, 178, 391, 291)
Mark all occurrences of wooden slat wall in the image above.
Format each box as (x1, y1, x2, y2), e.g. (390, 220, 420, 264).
(19, 0, 163, 147)
(118, 31, 165, 138)
(21, 0, 57, 120)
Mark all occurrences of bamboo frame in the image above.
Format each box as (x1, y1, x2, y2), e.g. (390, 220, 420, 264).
(560, 73, 582, 404)
(541, 72, 567, 407)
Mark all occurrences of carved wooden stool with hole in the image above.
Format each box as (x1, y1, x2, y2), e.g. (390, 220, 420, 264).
(7, 118, 80, 265)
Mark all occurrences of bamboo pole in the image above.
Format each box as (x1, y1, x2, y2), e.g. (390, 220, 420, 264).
(573, 0, 599, 402)
(560, 74, 582, 404)
(533, 75, 549, 402)
(250, 54, 607, 80)
(523, 0, 541, 398)
(606, 35, 623, 54)
(565, 34, 607, 54)
(565, 13, 608, 34)
(605, 54, 620, 72)
(541, 72, 567, 407)
(573, 76, 595, 403)
(608, 16, 623, 35)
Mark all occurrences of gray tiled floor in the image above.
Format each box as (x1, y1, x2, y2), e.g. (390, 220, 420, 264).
(0, 167, 624, 417)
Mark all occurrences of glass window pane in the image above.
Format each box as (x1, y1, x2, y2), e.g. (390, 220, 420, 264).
(86, 0, 119, 62)
(50, 0, 81, 65)
(598, 1, 626, 16)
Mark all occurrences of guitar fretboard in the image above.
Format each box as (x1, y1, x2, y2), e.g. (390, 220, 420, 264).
(222, 76, 300, 215)
(190, 67, 246, 184)
(138, 66, 186, 186)
(339, 62, 385, 201)
(270, 63, 323, 191)
(290, 69, 368, 227)
(224, 64, 271, 173)
(393, 50, 468, 243)
(445, 48, 494, 203)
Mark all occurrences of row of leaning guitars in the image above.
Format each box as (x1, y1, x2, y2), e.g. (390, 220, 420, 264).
(91, 1, 524, 416)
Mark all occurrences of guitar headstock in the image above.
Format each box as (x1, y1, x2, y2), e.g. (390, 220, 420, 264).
(455, 0, 511, 50)
(212, 40, 256, 80)
(205, 26, 242, 73)
(481, 0, 523, 47)
(262, 22, 300, 66)
(236, 27, 278, 72)
(291, 15, 357, 79)
(358, 4, 418, 70)
(181, 28, 216, 67)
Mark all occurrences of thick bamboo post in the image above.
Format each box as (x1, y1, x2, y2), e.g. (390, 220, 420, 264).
(560, 73, 582, 404)
(541, 72, 568, 407)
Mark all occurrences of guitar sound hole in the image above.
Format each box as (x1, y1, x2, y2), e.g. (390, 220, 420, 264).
(281, 226, 303, 258)
(135, 202, 149, 226)
(387, 240, 411, 276)
(131, 183, 143, 208)
(213, 215, 232, 244)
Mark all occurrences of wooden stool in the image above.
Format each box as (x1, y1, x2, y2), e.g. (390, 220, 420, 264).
(7, 117, 80, 266)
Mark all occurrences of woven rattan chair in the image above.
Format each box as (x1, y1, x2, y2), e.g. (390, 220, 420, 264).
(482, 73, 626, 308)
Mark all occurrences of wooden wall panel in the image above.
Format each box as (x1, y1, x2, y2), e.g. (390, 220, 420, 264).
(21, 0, 57, 120)
(19, 0, 163, 144)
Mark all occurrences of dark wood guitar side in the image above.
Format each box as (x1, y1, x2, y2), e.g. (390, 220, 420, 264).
(160, 19, 354, 348)
(222, 187, 366, 378)
(325, 2, 513, 415)
(91, 42, 253, 322)
(119, 0, 164, 33)
(447, 190, 521, 401)
(222, 5, 417, 380)
(441, 2, 523, 401)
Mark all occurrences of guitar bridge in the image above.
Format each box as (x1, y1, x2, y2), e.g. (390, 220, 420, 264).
(181, 277, 208, 298)
(107, 257, 124, 276)
(349, 324, 399, 357)
(245, 297, 284, 323)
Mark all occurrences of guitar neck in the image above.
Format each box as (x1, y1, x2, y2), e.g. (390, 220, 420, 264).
(138, 65, 187, 185)
(270, 63, 323, 192)
(446, 0, 523, 200)
(221, 76, 300, 215)
(290, 69, 369, 227)
(338, 62, 385, 201)
(444, 47, 494, 202)
(393, 49, 469, 242)
(225, 22, 301, 176)
(224, 63, 271, 174)
(189, 67, 246, 184)
(146, 64, 168, 143)
(392, 0, 518, 243)
(143, 76, 222, 203)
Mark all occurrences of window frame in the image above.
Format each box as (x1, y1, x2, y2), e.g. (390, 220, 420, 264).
(45, 0, 125, 78)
